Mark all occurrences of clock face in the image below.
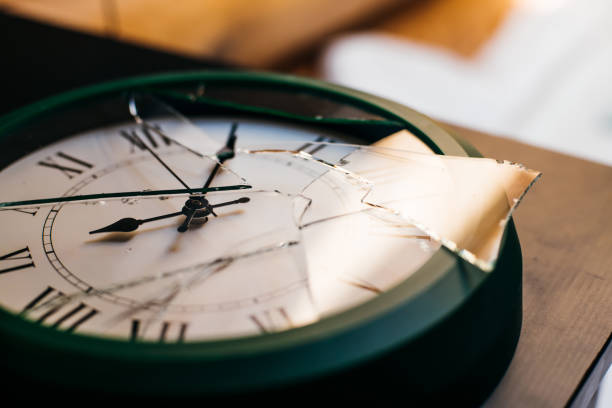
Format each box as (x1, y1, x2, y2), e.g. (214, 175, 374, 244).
(0, 107, 441, 342)
(0, 73, 526, 402)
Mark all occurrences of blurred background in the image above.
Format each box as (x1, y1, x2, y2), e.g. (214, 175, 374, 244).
(1, 0, 610, 405)
(1, 0, 611, 166)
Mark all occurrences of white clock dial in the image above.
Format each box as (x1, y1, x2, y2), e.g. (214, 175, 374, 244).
(0, 114, 440, 342)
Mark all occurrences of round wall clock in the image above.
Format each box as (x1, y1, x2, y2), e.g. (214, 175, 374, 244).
(0, 71, 525, 404)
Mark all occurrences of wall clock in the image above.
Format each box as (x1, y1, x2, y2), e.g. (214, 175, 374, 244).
(0, 71, 535, 404)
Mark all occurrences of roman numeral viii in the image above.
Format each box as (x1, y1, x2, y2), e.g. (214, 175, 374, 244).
(22, 286, 98, 332)
(0, 247, 35, 275)
(37, 151, 94, 179)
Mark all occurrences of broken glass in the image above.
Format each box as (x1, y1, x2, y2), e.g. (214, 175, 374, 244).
(0, 92, 540, 337)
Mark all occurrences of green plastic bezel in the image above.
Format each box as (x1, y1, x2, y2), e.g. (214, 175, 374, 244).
(0, 71, 521, 399)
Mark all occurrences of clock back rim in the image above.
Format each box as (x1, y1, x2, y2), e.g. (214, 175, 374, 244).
(0, 71, 521, 403)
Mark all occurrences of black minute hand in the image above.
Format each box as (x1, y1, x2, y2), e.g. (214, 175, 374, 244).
(0, 185, 251, 210)
(176, 123, 239, 233)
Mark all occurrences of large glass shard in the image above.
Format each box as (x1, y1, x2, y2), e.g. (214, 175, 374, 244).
(127, 99, 539, 272)
(0, 90, 541, 341)
(368, 130, 541, 271)
(237, 132, 539, 272)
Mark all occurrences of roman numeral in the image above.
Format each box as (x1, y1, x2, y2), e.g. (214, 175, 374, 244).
(22, 286, 98, 332)
(37, 151, 94, 179)
(0, 247, 35, 275)
(250, 307, 293, 334)
(121, 124, 172, 153)
(297, 136, 334, 155)
(130, 319, 188, 342)
(7, 207, 39, 216)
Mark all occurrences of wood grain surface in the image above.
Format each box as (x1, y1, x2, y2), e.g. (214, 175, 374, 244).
(447, 125, 612, 407)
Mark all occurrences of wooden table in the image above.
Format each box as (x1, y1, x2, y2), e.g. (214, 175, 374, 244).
(446, 125, 612, 407)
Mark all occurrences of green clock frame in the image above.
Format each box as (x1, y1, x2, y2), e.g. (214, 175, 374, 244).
(0, 71, 521, 404)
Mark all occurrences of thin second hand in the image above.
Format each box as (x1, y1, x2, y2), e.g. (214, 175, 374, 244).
(0, 185, 252, 209)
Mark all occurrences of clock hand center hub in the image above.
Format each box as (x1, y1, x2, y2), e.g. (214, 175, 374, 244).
(182, 196, 212, 220)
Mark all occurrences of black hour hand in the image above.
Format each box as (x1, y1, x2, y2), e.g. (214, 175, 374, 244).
(89, 211, 182, 234)
(177, 196, 250, 233)
(89, 197, 250, 234)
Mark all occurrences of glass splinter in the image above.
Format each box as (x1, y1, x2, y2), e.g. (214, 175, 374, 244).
(128, 93, 248, 186)
(0, 89, 541, 343)
(237, 132, 540, 272)
(132, 101, 539, 272)
(28, 239, 302, 316)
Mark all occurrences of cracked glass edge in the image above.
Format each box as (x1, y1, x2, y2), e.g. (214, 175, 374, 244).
(3, 130, 540, 271)
(2, 142, 540, 272)
(29, 234, 302, 316)
(129, 92, 248, 185)
(26, 140, 539, 326)
(13, 94, 542, 330)
(240, 142, 541, 272)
